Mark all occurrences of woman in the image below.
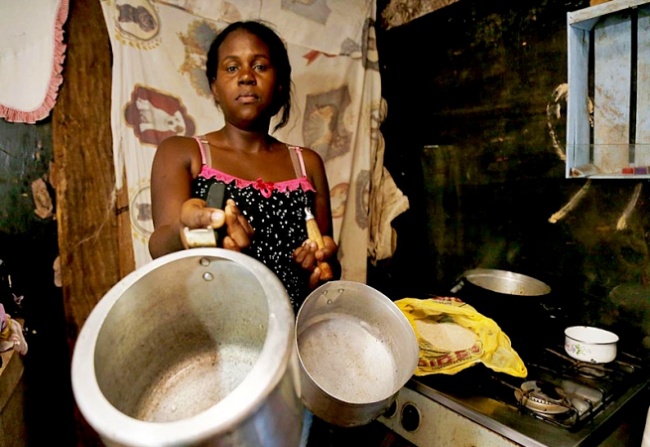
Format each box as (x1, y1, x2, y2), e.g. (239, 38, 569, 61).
(148, 20, 339, 313)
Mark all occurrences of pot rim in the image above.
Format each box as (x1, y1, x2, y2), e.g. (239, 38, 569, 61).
(564, 325, 619, 345)
(460, 268, 551, 296)
(71, 248, 296, 446)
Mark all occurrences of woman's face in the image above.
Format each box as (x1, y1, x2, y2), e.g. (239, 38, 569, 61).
(211, 28, 279, 130)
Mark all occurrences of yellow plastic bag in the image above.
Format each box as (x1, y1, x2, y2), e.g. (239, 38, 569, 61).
(395, 296, 527, 378)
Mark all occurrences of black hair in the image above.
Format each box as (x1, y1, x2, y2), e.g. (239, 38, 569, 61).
(206, 20, 292, 132)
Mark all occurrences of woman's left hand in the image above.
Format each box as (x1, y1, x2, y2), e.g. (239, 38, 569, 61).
(222, 199, 254, 251)
(293, 235, 338, 289)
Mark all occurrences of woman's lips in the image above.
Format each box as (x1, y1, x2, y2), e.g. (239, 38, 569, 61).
(237, 93, 258, 104)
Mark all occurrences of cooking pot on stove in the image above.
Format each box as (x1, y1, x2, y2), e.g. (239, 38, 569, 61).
(71, 248, 303, 447)
(450, 268, 551, 297)
(450, 268, 555, 339)
(564, 325, 618, 363)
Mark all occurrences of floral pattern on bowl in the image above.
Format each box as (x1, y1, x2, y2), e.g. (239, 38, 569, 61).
(565, 341, 595, 361)
(564, 326, 617, 364)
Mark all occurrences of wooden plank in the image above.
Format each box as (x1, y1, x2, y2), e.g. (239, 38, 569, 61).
(53, 0, 117, 338)
(52, 0, 132, 445)
(593, 11, 632, 172)
(636, 8, 650, 166)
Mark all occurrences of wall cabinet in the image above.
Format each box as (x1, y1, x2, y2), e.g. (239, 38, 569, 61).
(567, 0, 650, 178)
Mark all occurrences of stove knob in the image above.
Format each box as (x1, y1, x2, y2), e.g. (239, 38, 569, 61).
(400, 402, 421, 432)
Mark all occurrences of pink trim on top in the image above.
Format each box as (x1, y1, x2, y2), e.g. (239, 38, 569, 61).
(0, 0, 69, 123)
(199, 165, 316, 199)
(192, 137, 316, 198)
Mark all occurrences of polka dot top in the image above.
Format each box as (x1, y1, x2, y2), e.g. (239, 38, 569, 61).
(190, 136, 317, 313)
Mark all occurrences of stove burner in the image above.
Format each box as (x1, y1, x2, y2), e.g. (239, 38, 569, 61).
(515, 380, 572, 415)
(562, 379, 603, 415)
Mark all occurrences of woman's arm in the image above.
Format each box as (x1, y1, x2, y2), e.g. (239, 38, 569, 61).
(148, 136, 250, 259)
(307, 149, 334, 240)
(295, 148, 341, 284)
(149, 136, 208, 258)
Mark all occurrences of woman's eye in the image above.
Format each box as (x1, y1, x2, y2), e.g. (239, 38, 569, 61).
(226, 66, 238, 73)
(254, 64, 267, 72)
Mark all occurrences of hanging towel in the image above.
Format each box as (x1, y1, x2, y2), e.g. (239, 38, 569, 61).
(0, 0, 69, 123)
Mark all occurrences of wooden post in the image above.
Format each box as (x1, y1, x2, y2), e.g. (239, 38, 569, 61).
(52, 0, 135, 444)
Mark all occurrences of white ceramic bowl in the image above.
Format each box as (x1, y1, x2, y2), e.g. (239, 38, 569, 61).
(564, 326, 619, 363)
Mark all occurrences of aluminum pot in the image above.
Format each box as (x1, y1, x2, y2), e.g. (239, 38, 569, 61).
(295, 280, 419, 427)
(71, 248, 303, 447)
(449, 268, 554, 338)
(450, 268, 551, 297)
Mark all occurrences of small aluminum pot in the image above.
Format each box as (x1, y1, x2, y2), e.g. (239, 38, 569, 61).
(295, 280, 419, 427)
(564, 326, 619, 363)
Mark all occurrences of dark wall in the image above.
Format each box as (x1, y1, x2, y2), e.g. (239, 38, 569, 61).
(0, 119, 75, 445)
(0, 120, 54, 233)
(373, 0, 650, 352)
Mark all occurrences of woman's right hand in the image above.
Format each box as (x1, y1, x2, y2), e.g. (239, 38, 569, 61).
(179, 198, 253, 251)
(180, 197, 225, 230)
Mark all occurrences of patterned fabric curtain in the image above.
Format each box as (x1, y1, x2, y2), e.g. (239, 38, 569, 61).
(99, 0, 408, 282)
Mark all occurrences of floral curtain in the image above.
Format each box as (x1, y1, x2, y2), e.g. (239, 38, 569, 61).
(100, 0, 407, 282)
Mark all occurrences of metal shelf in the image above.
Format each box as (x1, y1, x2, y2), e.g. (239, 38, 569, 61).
(566, 0, 650, 178)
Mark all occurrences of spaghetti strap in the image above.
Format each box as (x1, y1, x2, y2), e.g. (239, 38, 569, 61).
(193, 136, 211, 166)
(288, 146, 307, 178)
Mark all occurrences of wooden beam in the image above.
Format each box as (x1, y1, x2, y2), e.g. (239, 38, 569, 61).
(52, 0, 134, 444)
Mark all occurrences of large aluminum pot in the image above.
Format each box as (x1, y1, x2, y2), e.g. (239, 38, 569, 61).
(450, 268, 551, 297)
(450, 268, 553, 342)
(295, 280, 419, 427)
(71, 248, 303, 447)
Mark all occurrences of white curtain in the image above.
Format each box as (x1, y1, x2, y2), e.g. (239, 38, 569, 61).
(99, 0, 408, 282)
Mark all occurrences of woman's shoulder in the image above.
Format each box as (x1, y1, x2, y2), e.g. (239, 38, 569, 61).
(156, 135, 203, 156)
(297, 146, 326, 171)
(153, 135, 205, 170)
(287, 144, 323, 163)
(158, 134, 201, 148)
(284, 144, 326, 186)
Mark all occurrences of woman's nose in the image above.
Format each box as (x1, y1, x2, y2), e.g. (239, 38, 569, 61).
(238, 68, 256, 85)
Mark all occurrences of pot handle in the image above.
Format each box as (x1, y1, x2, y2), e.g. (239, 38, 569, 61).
(450, 278, 466, 294)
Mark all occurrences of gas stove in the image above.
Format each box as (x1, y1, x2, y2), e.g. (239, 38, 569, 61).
(377, 341, 650, 447)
